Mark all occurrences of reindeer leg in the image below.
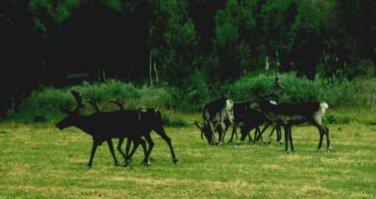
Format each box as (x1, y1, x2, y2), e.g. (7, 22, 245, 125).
(234, 125, 240, 144)
(124, 138, 133, 165)
(209, 122, 216, 145)
(137, 138, 149, 166)
(157, 127, 178, 164)
(125, 139, 140, 166)
(228, 124, 238, 143)
(267, 126, 276, 144)
(143, 134, 154, 166)
(324, 126, 331, 152)
(247, 127, 252, 143)
(284, 126, 289, 153)
(106, 139, 119, 166)
(228, 125, 235, 143)
(256, 125, 269, 142)
(125, 137, 148, 166)
(277, 126, 282, 144)
(254, 126, 259, 143)
(222, 122, 230, 144)
(117, 138, 127, 162)
(316, 128, 324, 152)
(218, 122, 227, 145)
(254, 126, 264, 144)
(257, 126, 267, 144)
(87, 139, 98, 168)
(288, 126, 295, 152)
(240, 126, 252, 143)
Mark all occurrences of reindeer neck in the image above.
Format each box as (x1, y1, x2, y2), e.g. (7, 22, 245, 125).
(72, 115, 99, 137)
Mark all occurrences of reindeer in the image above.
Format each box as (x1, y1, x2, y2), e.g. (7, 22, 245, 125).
(227, 100, 264, 143)
(227, 100, 282, 144)
(256, 100, 330, 152)
(195, 98, 234, 145)
(86, 98, 133, 165)
(228, 77, 283, 144)
(56, 91, 178, 167)
(108, 99, 176, 166)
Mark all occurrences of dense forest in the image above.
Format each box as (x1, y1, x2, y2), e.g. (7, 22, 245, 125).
(0, 0, 375, 116)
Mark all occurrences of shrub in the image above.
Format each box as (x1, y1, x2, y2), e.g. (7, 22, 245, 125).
(8, 80, 174, 122)
(6, 72, 376, 122)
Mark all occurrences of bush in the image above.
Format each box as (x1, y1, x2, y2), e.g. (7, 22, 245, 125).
(227, 72, 376, 110)
(8, 80, 175, 122)
(6, 72, 376, 122)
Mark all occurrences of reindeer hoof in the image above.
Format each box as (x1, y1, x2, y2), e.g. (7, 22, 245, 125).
(86, 164, 93, 169)
(173, 159, 178, 165)
(316, 149, 322, 153)
(142, 161, 151, 167)
(284, 150, 289, 154)
(122, 159, 132, 167)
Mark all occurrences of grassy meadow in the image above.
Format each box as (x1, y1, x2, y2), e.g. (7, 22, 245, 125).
(0, 109, 375, 198)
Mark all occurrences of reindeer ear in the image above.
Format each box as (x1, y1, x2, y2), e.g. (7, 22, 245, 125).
(59, 106, 71, 114)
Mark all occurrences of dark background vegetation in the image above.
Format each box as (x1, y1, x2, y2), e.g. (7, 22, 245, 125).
(0, 0, 375, 119)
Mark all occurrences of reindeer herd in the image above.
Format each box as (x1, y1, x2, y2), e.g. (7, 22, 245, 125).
(195, 98, 330, 153)
(56, 83, 330, 168)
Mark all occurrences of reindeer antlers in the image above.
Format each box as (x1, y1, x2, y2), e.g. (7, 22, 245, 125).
(70, 90, 84, 113)
(71, 90, 84, 109)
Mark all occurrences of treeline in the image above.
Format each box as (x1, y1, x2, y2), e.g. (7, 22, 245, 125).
(0, 0, 375, 116)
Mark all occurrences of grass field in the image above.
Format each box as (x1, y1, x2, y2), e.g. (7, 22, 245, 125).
(0, 110, 375, 198)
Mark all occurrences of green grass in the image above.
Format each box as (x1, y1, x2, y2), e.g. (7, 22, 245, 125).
(0, 110, 375, 198)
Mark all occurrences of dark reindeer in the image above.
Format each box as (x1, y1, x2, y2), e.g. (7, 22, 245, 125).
(227, 100, 264, 143)
(87, 98, 133, 165)
(227, 100, 282, 144)
(257, 100, 330, 152)
(56, 91, 178, 167)
(228, 77, 283, 144)
(108, 99, 177, 166)
(195, 98, 234, 145)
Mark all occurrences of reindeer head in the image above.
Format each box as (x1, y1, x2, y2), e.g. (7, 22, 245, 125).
(56, 90, 84, 130)
(194, 121, 214, 145)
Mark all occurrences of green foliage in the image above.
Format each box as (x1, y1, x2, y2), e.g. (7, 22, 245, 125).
(211, 0, 256, 80)
(5, 0, 372, 99)
(8, 73, 376, 122)
(227, 72, 376, 110)
(324, 115, 350, 125)
(162, 116, 188, 128)
(8, 80, 174, 122)
(149, 0, 199, 87)
(2, 0, 376, 120)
